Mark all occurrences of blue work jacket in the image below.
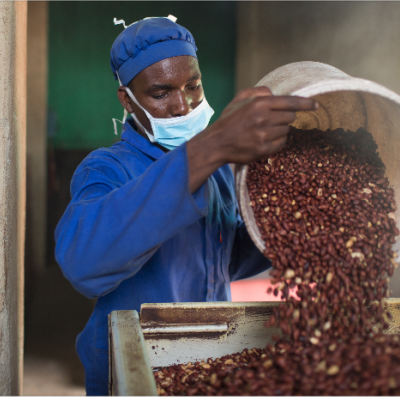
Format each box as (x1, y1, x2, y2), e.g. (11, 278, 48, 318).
(55, 119, 271, 395)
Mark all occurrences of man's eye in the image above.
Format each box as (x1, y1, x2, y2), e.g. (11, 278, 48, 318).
(152, 93, 167, 99)
(188, 84, 201, 91)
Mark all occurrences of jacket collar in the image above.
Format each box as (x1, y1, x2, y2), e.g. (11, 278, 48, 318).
(121, 117, 166, 160)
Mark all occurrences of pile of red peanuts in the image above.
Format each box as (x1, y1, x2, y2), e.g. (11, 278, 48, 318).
(155, 127, 400, 395)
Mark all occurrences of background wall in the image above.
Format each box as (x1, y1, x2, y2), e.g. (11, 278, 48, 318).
(236, 2, 400, 93)
(48, 1, 236, 150)
(26, 1, 48, 280)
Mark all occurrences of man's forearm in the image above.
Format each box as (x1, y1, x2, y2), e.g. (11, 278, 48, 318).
(186, 126, 225, 193)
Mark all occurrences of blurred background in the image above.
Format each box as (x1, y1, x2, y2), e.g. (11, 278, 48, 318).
(24, 1, 400, 395)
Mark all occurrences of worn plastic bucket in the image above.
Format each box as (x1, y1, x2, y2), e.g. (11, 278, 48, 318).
(235, 61, 400, 289)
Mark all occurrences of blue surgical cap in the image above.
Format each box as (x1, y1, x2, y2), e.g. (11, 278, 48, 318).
(110, 17, 198, 86)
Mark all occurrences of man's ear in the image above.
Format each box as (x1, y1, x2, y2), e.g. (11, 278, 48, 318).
(117, 87, 135, 114)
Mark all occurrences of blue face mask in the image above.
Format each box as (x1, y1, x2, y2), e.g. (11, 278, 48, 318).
(125, 87, 214, 150)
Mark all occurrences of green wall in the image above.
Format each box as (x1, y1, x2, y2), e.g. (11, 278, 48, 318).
(48, 1, 236, 150)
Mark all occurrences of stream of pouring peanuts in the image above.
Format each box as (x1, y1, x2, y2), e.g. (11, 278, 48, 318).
(155, 127, 400, 396)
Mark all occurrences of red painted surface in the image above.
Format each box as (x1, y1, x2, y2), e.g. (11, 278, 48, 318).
(230, 279, 300, 302)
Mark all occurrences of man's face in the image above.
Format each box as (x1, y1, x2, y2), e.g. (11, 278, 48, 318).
(118, 55, 204, 136)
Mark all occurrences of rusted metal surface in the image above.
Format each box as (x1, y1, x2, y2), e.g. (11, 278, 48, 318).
(140, 301, 279, 325)
(382, 298, 400, 334)
(109, 310, 157, 396)
(140, 302, 280, 368)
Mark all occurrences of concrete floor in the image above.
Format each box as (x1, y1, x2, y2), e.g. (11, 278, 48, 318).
(23, 266, 95, 395)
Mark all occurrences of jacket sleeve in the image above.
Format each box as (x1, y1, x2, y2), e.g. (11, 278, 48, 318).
(55, 144, 209, 299)
(228, 212, 272, 282)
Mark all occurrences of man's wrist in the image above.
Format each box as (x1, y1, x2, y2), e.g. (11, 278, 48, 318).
(186, 125, 226, 193)
(196, 123, 228, 167)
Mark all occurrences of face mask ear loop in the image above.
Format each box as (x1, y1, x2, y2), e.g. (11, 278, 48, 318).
(112, 118, 123, 135)
(131, 113, 155, 142)
(111, 72, 125, 136)
(112, 108, 129, 136)
(114, 73, 156, 141)
(125, 87, 156, 143)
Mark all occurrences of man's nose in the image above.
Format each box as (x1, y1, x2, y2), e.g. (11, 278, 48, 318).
(171, 91, 191, 117)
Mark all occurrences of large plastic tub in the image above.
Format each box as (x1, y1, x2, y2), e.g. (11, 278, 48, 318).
(235, 62, 400, 285)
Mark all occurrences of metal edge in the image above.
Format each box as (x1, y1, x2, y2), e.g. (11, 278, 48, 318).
(141, 323, 228, 334)
(141, 301, 278, 312)
(109, 310, 158, 396)
(108, 314, 113, 396)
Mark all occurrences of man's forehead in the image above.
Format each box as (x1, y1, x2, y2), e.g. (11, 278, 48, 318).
(133, 56, 201, 87)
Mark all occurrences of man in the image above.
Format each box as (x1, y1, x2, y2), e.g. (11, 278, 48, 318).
(55, 16, 317, 395)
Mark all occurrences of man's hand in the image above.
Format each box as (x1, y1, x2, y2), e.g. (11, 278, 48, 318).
(186, 86, 318, 192)
(206, 86, 318, 164)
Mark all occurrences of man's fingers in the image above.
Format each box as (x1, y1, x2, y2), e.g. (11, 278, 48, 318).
(258, 135, 287, 157)
(234, 86, 273, 102)
(221, 86, 274, 118)
(255, 95, 318, 112)
(268, 111, 297, 126)
(269, 136, 288, 154)
(258, 125, 290, 143)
